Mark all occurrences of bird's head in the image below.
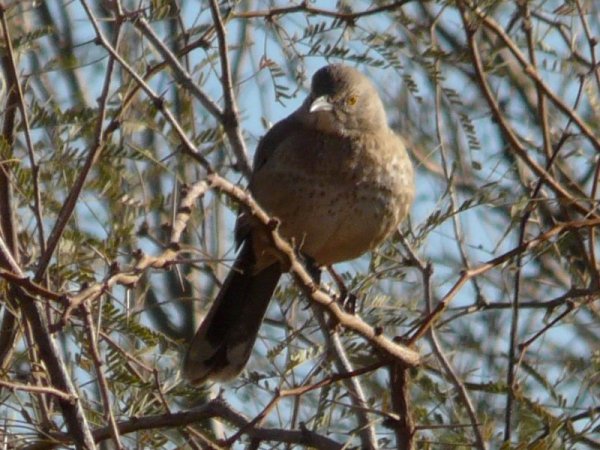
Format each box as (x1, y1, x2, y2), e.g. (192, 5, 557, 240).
(300, 64, 388, 135)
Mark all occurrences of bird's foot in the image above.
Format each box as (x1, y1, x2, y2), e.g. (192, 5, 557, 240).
(326, 265, 358, 314)
(340, 292, 358, 314)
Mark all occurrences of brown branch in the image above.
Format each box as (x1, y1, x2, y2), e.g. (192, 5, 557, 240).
(456, 2, 597, 219)
(209, 0, 252, 176)
(17, 286, 96, 447)
(399, 236, 487, 450)
(58, 171, 420, 370)
(232, 0, 413, 21)
(467, 2, 600, 154)
(82, 302, 124, 449)
(129, 16, 224, 121)
(34, 5, 122, 282)
(0, 0, 26, 374)
(0, 1, 46, 253)
(389, 363, 415, 450)
(209, 174, 421, 368)
(0, 63, 17, 270)
(56, 179, 212, 326)
(78, 0, 213, 173)
(0, 378, 75, 402)
(408, 217, 600, 345)
(56, 249, 179, 329)
(31, 399, 344, 450)
(0, 268, 64, 302)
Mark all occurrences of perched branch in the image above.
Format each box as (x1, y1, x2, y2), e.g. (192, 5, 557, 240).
(209, 174, 421, 368)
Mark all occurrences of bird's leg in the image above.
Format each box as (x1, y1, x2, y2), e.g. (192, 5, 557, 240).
(326, 265, 357, 314)
(302, 254, 322, 284)
(296, 254, 322, 311)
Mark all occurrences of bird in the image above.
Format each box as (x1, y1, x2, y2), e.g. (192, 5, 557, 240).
(183, 64, 414, 384)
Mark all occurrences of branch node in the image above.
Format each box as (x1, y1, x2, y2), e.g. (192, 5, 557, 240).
(109, 261, 120, 275)
(267, 217, 280, 231)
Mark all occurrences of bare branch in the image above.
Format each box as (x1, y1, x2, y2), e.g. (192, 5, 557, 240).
(82, 302, 124, 449)
(34, 4, 122, 282)
(209, 0, 252, 176)
(0, 378, 75, 402)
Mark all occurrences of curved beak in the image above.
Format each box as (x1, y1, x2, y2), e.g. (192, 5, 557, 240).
(309, 95, 333, 113)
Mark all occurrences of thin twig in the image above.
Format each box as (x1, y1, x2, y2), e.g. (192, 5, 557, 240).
(399, 235, 487, 450)
(574, 0, 600, 92)
(232, 0, 411, 21)
(456, 1, 597, 219)
(313, 307, 379, 449)
(0, 378, 75, 402)
(408, 217, 600, 344)
(34, 5, 122, 282)
(430, 15, 483, 304)
(82, 302, 124, 449)
(208, 0, 251, 175)
(129, 16, 224, 121)
(0, 2, 46, 254)
(224, 361, 383, 447)
(78, 0, 213, 172)
(467, 2, 600, 153)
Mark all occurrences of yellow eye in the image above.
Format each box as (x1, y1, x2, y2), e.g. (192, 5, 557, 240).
(346, 95, 358, 106)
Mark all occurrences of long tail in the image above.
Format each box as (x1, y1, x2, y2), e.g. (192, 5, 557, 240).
(183, 241, 281, 384)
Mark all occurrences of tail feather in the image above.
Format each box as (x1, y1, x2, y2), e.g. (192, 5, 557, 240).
(183, 242, 281, 384)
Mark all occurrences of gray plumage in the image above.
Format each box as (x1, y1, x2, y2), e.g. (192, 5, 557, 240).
(183, 64, 414, 384)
